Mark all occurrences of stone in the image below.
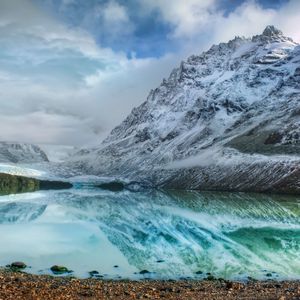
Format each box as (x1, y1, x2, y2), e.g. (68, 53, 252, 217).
(89, 270, 99, 277)
(10, 262, 27, 269)
(50, 265, 71, 274)
(206, 275, 216, 281)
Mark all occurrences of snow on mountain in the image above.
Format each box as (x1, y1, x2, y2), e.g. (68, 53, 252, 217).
(0, 142, 49, 164)
(38, 144, 77, 163)
(68, 26, 300, 194)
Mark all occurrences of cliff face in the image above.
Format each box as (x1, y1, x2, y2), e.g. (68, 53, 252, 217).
(69, 26, 300, 194)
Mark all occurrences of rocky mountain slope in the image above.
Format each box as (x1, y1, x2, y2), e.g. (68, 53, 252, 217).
(0, 142, 49, 163)
(69, 26, 300, 194)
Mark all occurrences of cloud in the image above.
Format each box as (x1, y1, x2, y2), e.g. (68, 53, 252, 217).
(142, 0, 218, 39)
(0, 0, 299, 147)
(274, 0, 300, 41)
(0, 0, 176, 146)
(141, 0, 299, 51)
(96, 0, 134, 43)
(210, 0, 300, 45)
(102, 1, 129, 24)
(0, 112, 95, 145)
(0, 0, 121, 61)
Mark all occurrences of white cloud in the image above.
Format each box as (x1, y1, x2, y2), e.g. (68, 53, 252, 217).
(81, 0, 134, 42)
(0, 112, 96, 145)
(0, 0, 299, 147)
(102, 1, 129, 24)
(0, 0, 175, 146)
(0, 0, 117, 61)
(142, 0, 300, 48)
(143, 0, 218, 38)
(210, 1, 277, 45)
(273, 0, 300, 42)
(209, 0, 300, 45)
(101, 1, 134, 39)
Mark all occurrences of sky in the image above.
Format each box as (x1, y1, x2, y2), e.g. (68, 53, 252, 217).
(0, 0, 299, 146)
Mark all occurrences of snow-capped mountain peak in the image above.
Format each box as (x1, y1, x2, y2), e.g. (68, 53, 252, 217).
(69, 26, 300, 194)
(252, 25, 293, 44)
(0, 142, 49, 164)
(262, 25, 283, 37)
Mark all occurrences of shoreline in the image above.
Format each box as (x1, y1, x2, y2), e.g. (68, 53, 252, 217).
(0, 270, 299, 300)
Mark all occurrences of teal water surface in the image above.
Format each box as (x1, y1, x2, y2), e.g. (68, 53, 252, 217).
(0, 189, 299, 280)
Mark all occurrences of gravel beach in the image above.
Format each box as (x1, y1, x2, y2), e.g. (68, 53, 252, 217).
(0, 269, 299, 300)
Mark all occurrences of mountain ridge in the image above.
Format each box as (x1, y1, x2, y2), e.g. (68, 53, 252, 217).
(68, 26, 300, 193)
(0, 142, 49, 164)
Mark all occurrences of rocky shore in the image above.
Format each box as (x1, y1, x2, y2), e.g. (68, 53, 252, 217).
(0, 269, 299, 300)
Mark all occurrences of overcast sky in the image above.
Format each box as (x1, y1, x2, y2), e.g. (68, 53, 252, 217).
(0, 0, 299, 146)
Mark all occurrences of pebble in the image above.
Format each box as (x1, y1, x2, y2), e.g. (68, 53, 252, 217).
(0, 268, 299, 300)
(10, 262, 27, 269)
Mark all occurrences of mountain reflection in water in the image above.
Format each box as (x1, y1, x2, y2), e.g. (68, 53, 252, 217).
(0, 189, 299, 280)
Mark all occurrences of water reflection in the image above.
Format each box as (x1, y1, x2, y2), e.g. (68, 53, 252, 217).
(0, 189, 299, 280)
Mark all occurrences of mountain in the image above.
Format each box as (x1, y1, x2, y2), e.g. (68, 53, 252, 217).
(69, 26, 300, 194)
(0, 142, 49, 163)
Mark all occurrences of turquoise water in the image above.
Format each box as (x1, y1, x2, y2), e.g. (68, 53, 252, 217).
(0, 188, 299, 280)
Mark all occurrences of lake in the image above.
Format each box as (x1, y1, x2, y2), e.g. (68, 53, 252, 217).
(0, 188, 299, 280)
